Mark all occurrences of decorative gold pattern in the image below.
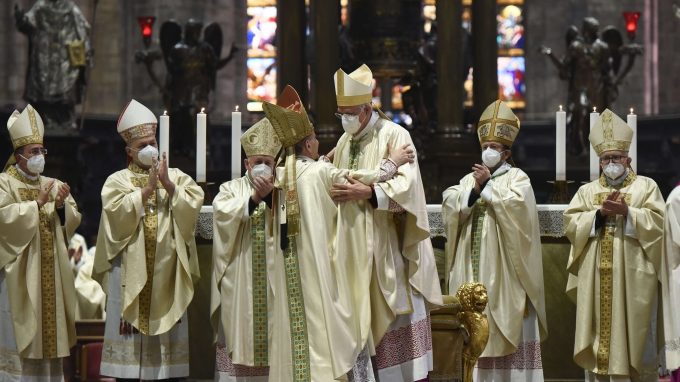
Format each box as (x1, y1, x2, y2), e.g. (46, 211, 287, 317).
(240, 118, 282, 158)
(262, 86, 313, 148)
(119, 124, 156, 145)
(456, 283, 489, 382)
(18, 187, 57, 358)
(11, 107, 43, 149)
(593, 141, 631, 155)
(6, 166, 40, 186)
(283, 237, 310, 382)
(596, 217, 616, 374)
(598, 171, 637, 190)
(129, 165, 159, 335)
(477, 100, 520, 147)
(250, 204, 269, 367)
(589, 109, 633, 156)
(593, 193, 632, 206)
(470, 200, 487, 282)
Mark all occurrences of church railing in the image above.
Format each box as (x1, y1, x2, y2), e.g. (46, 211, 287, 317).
(195, 204, 568, 240)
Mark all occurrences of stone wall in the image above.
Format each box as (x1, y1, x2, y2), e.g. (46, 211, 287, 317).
(0, 0, 677, 122)
(0, 0, 247, 122)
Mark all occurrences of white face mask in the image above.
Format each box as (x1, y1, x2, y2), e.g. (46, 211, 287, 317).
(251, 163, 272, 179)
(341, 114, 362, 135)
(603, 163, 625, 179)
(481, 148, 502, 168)
(136, 145, 158, 167)
(25, 154, 45, 174)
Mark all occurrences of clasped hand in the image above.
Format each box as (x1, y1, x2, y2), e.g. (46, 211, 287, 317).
(251, 175, 274, 203)
(472, 164, 491, 194)
(144, 153, 174, 199)
(601, 191, 628, 217)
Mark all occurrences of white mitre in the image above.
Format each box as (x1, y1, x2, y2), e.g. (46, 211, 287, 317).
(334, 64, 374, 107)
(117, 99, 157, 144)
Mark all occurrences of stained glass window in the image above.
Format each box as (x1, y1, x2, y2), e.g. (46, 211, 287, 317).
(247, 1, 277, 111)
(423, 0, 526, 109)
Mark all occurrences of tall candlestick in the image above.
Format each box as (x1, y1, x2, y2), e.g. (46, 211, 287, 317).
(589, 107, 599, 181)
(196, 108, 206, 183)
(556, 105, 566, 181)
(627, 108, 637, 173)
(159, 111, 169, 166)
(231, 105, 242, 179)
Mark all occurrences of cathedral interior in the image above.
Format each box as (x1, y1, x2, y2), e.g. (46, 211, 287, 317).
(0, 0, 679, 380)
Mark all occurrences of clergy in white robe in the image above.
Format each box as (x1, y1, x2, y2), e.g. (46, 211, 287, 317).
(211, 117, 282, 382)
(564, 109, 664, 382)
(662, 184, 680, 374)
(263, 85, 418, 381)
(69, 234, 106, 320)
(331, 65, 443, 381)
(0, 104, 80, 381)
(442, 100, 548, 382)
(93, 99, 204, 380)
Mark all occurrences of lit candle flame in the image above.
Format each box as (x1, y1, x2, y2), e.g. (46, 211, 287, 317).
(200, 107, 205, 114)
(629, 107, 634, 114)
(163, 110, 167, 116)
(235, 105, 240, 112)
(592, 107, 597, 112)
(559, 105, 563, 111)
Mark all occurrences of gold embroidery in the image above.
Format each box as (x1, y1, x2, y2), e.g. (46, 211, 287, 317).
(119, 124, 156, 144)
(596, 217, 616, 373)
(11, 107, 43, 149)
(250, 204, 269, 366)
(470, 200, 487, 282)
(284, 237, 310, 381)
(6, 166, 40, 186)
(130, 172, 158, 335)
(598, 171, 637, 190)
(18, 188, 57, 358)
(593, 192, 632, 206)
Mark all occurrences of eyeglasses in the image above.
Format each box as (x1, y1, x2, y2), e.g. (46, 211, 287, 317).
(599, 155, 627, 164)
(334, 109, 364, 120)
(26, 148, 47, 156)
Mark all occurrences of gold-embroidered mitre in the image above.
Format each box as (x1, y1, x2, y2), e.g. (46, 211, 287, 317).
(334, 64, 374, 107)
(477, 100, 520, 147)
(7, 104, 44, 150)
(589, 108, 632, 156)
(262, 85, 314, 148)
(117, 99, 157, 144)
(240, 118, 282, 158)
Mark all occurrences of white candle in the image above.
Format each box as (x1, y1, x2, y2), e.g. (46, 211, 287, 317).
(589, 107, 599, 181)
(231, 105, 242, 179)
(556, 105, 566, 181)
(627, 108, 637, 173)
(159, 111, 169, 166)
(196, 108, 207, 183)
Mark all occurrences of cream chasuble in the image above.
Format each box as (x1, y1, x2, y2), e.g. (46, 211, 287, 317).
(333, 115, 441, 381)
(211, 175, 279, 381)
(442, 166, 547, 359)
(662, 185, 680, 371)
(0, 166, 80, 380)
(268, 158, 381, 382)
(564, 173, 664, 378)
(93, 163, 203, 379)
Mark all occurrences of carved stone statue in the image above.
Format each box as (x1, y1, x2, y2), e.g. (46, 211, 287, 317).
(14, 0, 92, 131)
(456, 282, 489, 382)
(541, 17, 642, 155)
(136, 19, 236, 156)
(399, 21, 473, 133)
